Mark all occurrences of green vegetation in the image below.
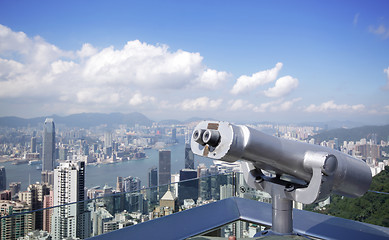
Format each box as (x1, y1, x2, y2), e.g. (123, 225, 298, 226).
(309, 125, 389, 144)
(314, 166, 389, 227)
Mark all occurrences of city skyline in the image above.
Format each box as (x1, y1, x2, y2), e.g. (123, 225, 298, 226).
(0, 1, 388, 125)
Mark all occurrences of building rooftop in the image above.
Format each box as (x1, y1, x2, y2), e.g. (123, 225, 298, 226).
(161, 188, 177, 201)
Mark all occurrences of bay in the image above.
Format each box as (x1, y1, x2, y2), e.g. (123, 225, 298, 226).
(1, 140, 213, 191)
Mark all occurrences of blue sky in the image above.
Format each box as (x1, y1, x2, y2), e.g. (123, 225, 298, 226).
(0, 0, 388, 124)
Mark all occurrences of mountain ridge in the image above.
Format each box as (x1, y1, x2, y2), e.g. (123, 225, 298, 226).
(0, 112, 154, 128)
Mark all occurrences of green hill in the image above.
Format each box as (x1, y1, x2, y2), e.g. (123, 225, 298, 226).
(315, 166, 389, 227)
(309, 125, 389, 144)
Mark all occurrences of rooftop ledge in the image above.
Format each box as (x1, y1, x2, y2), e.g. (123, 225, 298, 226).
(89, 197, 389, 240)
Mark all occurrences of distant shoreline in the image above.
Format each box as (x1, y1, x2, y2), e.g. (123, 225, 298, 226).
(0, 156, 12, 163)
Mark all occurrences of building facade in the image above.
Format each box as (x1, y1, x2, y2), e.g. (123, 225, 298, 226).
(42, 118, 55, 172)
(148, 167, 158, 188)
(0, 167, 5, 191)
(0, 200, 34, 240)
(158, 150, 171, 186)
(51, 161, 90, 240)
(185, 142, 194, 169)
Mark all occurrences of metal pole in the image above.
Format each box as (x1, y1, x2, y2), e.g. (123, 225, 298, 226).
(272, 191, 293, 234)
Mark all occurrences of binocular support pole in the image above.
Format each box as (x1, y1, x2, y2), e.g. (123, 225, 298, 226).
(271, 185, 293, 234)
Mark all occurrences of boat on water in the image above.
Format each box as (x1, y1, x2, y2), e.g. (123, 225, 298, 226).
(28, 160, 41, 165)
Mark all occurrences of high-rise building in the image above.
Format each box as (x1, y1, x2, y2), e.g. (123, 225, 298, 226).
(148, 167, 158, 188)
(116, 177, 123, 192)
(104, 132, 113, 156)
(122, 176, 141, 192)
(158, 150, 171, 186)
(197, 164, 211, 200)
(178, 169, 198, 205)
(23, 183, 51, 230)
(0, 200, 34, 239)
(31, 137, 37, 153)
(147, 167, 158, 204)
(0, 166, 6, 191)
(185, 142, 194, 169)
(42, 118, 55, 171)
(43, 190, 53, 233)
(52, 161, 90, 239)
(41, 170, 54, 186)
(171, 128, 177, 142)
(0, 190, 11, 200)
(8, 182, 21, 199)
(58, 145, 68, 161)
(104, 132, 112, 149)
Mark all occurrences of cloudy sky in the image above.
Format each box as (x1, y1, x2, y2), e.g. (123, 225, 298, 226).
(0, 1, 388, 124)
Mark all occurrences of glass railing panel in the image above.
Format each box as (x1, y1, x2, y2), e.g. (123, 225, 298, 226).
(2, 171, 387, 239)
(0, 172, 237, 239)
(234, 171, 389, 228)
(187, 219, 271, 239)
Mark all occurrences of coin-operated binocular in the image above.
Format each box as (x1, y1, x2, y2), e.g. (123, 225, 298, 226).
(191, 121, 372, 235)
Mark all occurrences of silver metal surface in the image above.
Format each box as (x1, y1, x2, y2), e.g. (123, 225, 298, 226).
(191, 120, 372, 199)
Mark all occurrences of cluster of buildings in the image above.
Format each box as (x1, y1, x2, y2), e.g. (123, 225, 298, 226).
(0, 119, 245, 239)
(0, 119, 388, 239)
(311, 136, 389, 177)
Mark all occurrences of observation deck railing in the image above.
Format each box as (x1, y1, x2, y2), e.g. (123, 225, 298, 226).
(1, 172, 388, 239)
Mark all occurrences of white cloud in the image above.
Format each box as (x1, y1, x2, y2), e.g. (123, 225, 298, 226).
(264, 75, 299, 98)
(77, 43, 98, 58)
(0, 58, 24, 79)
(129, 93, 156, 106)
(0, 24, 230, 116)
(253, 98, 301, 112)
(0, 24, 31, 54)
(228, 98, 301, 112)
(51, 60, 77, 75)
(180, 97, 222, 111)
(76, 88, 120, 104)
(305, 100, 365, 113)
(231, 62, 283, 94)
(384, 66, 389, 90)
(278, 98, 302, 111)
(81, 40, 226, 89)
(197, 69, 229, 89)
(369, 24, 389, 39)
(228, 99, 255, 111)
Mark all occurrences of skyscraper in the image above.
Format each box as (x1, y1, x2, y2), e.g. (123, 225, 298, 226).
(122, 176, 141, 192)
(21, 183, 50, 230)
(52, 161, 90, 239)
(42, 118, 55, 171)
(148, 167, 158, 188)
(148, 167, 158, 204)
(171, 128, 177, 143)
(116, 176, 123, 192)
(0, 166, 6, 191)
(178, 169, 198, 205)
(158, 150, 171, 186)
(31, 136, 37, 153)
(185, 142, 194, 169)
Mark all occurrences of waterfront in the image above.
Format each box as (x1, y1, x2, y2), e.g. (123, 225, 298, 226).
(1, 140, 213, 191)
